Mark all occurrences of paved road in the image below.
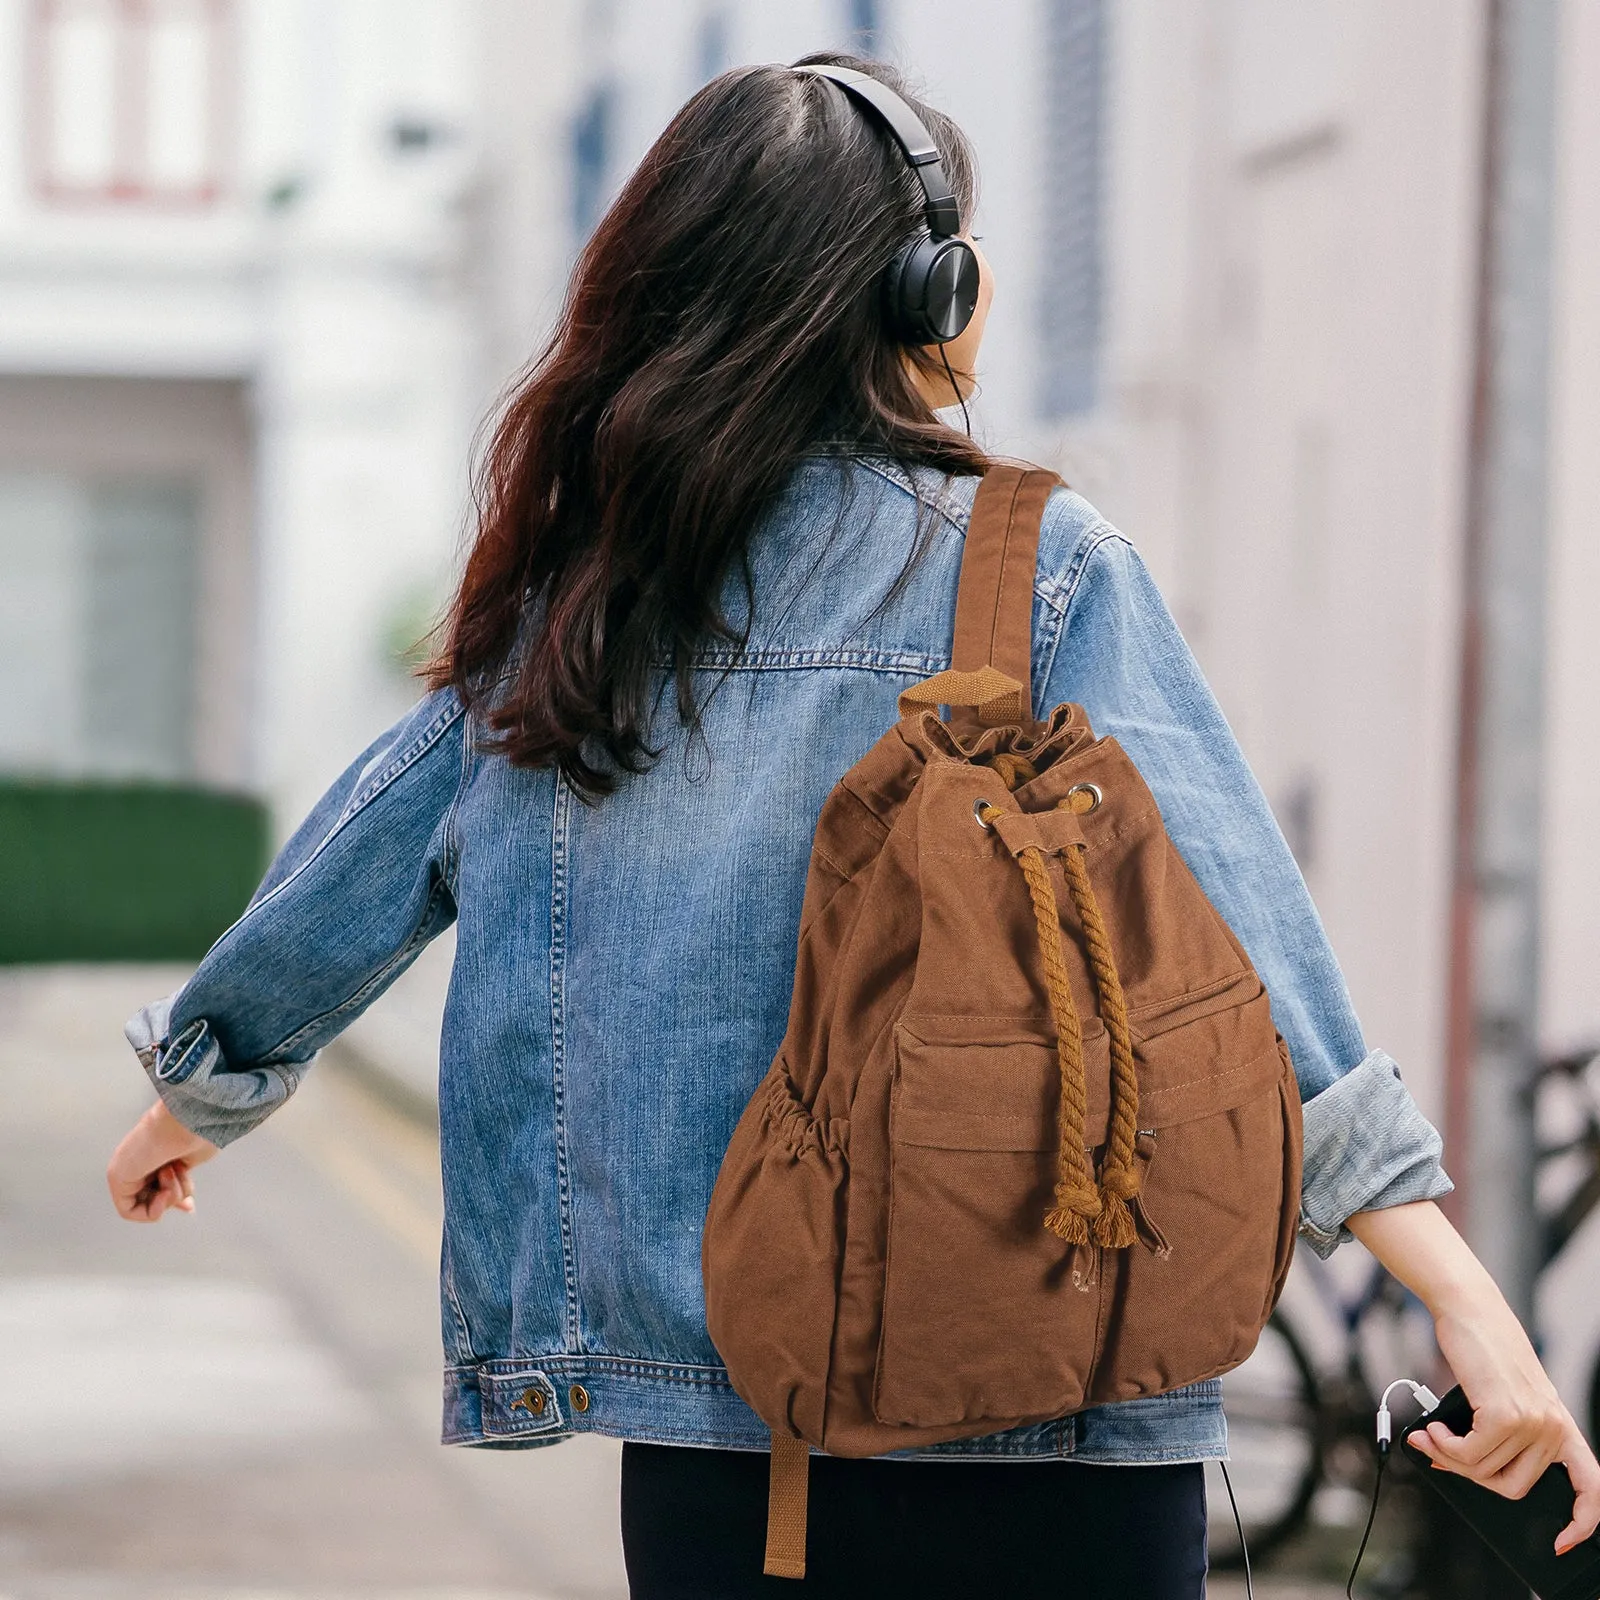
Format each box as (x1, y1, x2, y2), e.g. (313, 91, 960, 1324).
(0, 967, 627, 1600)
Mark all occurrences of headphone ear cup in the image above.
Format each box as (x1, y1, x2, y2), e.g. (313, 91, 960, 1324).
(884, 233, 980, 346)
(882, 236, 923, 343)
(923, 237, 980, 343)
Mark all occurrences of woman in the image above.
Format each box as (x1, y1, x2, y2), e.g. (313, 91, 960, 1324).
(109, 52, 1598, 1599)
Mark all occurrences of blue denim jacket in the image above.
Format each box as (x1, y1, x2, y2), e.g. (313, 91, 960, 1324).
(126, 454, 1451, 1465)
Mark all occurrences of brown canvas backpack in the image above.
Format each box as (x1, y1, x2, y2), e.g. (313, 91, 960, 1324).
(701, 464, 1304, 1579)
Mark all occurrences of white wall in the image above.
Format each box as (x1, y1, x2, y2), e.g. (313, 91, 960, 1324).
(1543, 0, 1600, 1054)
(967, 1, 1490, 1122)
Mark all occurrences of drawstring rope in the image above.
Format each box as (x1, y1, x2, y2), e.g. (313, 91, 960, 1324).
(977, 752, 1143, 1251)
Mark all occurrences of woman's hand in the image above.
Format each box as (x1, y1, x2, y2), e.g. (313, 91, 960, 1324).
(107, 1099, 220, 1222)
(1409, 1294, 1600, 1552)
(1347, 1202, 1600, 1555)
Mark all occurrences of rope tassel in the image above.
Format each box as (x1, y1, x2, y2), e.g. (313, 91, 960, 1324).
(978, 759, 1150, 1254)
(999, 825, 1104, 1243)
(1057, 836, 1144, 1246)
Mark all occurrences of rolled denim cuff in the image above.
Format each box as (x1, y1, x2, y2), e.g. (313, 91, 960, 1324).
(1296, 1048, 1454, 1259)
(125, 993, 298, 1149)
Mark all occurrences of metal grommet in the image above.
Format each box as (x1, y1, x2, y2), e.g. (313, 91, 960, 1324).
(973, 796, 995, 829)
(1064, 782, 1103, 815)
(569, 1383, 591, 1413)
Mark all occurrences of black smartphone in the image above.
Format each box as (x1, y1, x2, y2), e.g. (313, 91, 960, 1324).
(1400, 1385, 1600, 1600)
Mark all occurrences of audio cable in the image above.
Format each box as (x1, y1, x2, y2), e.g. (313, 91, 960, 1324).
(1346, 1378, 1441, 1598)
(1220, 1458, 1254, 1600)
(937, 341, 972, 436)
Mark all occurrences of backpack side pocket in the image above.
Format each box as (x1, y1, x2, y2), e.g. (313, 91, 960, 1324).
(703, 1060, 849, 1445)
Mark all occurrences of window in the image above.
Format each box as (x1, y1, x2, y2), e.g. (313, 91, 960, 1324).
(696, 12, 729, 83)
(571, 80, 615, 241)
(27, 0, 232, 206)
(0, 471, 198, 780)
(1038, 0, 1107, 418)
(848, 0, 879, 55)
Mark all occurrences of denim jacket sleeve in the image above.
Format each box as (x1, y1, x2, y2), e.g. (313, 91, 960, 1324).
(124, 688, 469, 1147)
(1037, 520, 1452, 1257)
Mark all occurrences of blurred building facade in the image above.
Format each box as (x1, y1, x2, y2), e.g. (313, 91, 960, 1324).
(0, 0, 489, 827)
(3, 0, 1598, 1380)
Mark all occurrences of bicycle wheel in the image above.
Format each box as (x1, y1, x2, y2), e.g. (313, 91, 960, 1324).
(1207, 1309, 1324, 1569)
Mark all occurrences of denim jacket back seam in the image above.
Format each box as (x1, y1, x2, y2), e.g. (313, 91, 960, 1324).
(549, 770, 584, 1352)
(440, 709, 478, 898)
(646, 647, 950, 673)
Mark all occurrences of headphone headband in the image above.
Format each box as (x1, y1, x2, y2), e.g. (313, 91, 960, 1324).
(793, 64, 961, 239)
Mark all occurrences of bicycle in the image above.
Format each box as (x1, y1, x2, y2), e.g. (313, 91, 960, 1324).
(1206, 1042, 1600, 1571)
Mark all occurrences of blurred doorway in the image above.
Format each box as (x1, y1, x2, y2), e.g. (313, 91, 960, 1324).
(0, 375, 266, 961)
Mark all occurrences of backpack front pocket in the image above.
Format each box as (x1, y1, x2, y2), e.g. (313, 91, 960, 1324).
(871, 1017, 1110, 1430)
(1086, 978, 1299, 1402)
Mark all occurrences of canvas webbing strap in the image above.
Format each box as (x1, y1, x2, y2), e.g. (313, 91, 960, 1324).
(896, 662, 1027, 724)
(948, 465, 1060, 726)
(763, 1433, 811, 1580)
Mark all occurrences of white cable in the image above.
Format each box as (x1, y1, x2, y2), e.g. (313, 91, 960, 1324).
(1349, 1378, 1444, 1598)
(1375, 1377, 1441, 1453)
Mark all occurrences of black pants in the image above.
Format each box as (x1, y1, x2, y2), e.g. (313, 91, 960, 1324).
(620, 1442, 1209, 1599)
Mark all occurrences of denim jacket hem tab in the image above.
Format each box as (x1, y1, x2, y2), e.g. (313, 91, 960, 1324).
(1296, 1047, 1454, 1260)
(441, 1360, 1226, 1464)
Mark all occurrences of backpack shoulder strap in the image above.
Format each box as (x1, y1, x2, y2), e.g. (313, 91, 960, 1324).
(949, 464, 1061, 725)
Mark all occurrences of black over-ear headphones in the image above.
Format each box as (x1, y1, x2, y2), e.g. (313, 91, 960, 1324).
(794, 64, 981, 348)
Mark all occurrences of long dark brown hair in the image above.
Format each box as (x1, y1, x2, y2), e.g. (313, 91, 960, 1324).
(426, 51, 992, 801)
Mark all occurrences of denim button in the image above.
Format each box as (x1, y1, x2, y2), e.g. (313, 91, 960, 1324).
(569, 1384, 591, 1413)
(510, 1386, 545, 1417)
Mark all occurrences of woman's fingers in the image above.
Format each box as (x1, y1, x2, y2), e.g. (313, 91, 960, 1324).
(1413, 1409, 1600, 1554)
(1421, 1417, 1533, 1481)
(107, 1104, 212, 1221)
(109, 1160, 195, 1222)
(1476, 1439, 1563, 1503)
(158, 1162, 195, 1215)
(115, 1169, 160, 1221)
(1557, 1424, 1600, 1553)
(1426, 1398, 1565, 1469)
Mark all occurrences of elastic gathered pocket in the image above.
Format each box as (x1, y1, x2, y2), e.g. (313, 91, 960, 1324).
(702, 1061, 849, 1444)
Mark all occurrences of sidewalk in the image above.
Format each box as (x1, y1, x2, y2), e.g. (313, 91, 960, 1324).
(0, 964, 625, 1600)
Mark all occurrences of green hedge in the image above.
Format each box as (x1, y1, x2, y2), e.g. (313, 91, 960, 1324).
(0, 780, 269, 964)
